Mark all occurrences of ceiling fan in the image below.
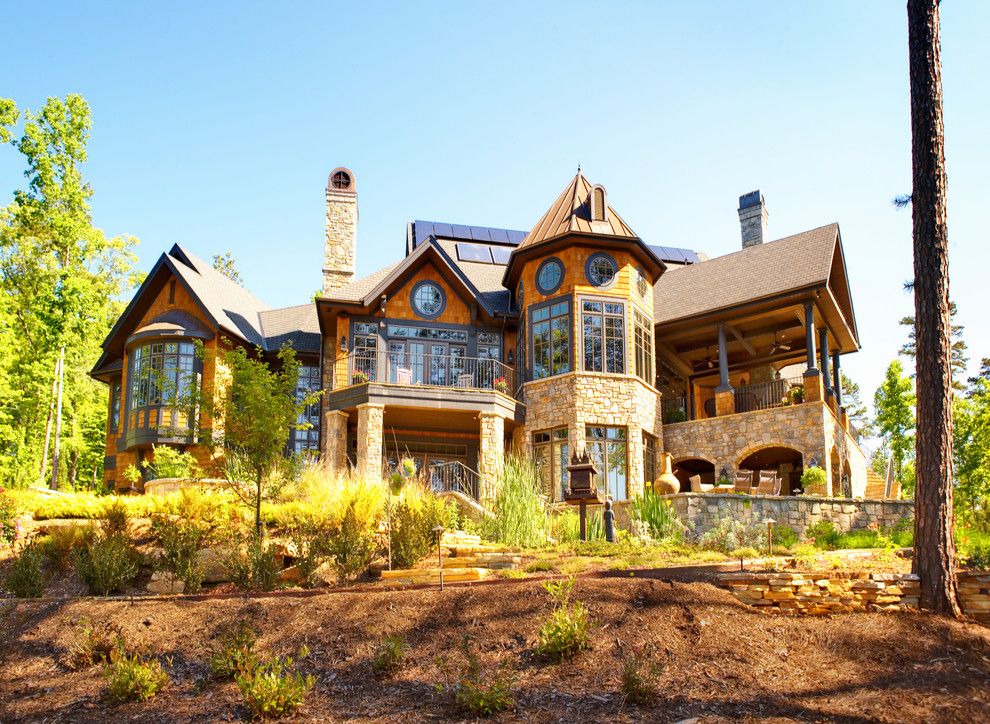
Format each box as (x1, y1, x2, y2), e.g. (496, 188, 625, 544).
(769, 332, 792, 355)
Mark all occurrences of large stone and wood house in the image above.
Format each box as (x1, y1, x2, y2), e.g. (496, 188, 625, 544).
(92, 167, 871, 501)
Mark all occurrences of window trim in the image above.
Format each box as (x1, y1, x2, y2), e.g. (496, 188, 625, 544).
(633, 307, 655, 385)
(635, 267, 649, 298)
(580, 296, 626, 375)
(528, 295, 572, 381)
(585, 252, 618, 289)
(585, 424, 629, 501)
(535, 256, 564, 296)
(533, 426, 570, 501)
(410, 280, 446, 320)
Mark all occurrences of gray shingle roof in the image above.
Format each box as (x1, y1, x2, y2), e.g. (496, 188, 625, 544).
(434, 239, 512, 314)
(258, 304, 321, 353)
(321, 261, 402, 303)
(652, 223, 839, 326)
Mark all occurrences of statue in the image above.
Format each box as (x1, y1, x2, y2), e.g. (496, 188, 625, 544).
(604, 499, 616, 543)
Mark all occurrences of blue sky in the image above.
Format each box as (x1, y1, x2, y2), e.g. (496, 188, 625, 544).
(1, 1, 987, 411)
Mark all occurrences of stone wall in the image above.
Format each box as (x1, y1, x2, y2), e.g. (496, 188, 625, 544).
(662, 401, 868, 498)
(323, 187, 357, 294)
(720, 571, 990, 622)
(478, 412, 504, 499)
(521, 372, 661, 499)
(667, 492, 914, 537)
(356, 403, 384, 480)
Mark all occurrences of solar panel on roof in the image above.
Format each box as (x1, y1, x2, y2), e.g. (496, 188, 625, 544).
(451, 224, 471, 239)
(507, 230, 527, 245)
(490, 247, 511, 264)
(433, 222, 453, 238)
(469, 226, 491, 241)
(488, 228, 510, 244)
(456, 242, 494, 263)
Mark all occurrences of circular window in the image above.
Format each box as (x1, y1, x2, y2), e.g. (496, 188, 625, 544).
(331, 170, 351, 190)
(411, 281, 445, 319)
(586, 253, 618, 288)
(636, 267, 649, 297)
(536, 257, 564, 295)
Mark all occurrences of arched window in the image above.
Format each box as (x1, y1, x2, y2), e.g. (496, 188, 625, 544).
(590, 186, 607, 221)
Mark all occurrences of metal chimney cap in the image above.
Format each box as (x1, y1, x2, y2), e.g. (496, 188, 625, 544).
(738, 190, 764, 210)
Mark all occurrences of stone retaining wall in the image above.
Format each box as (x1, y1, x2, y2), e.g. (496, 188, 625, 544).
(720, 571, 990, 622)
(667, 492, 913, 537)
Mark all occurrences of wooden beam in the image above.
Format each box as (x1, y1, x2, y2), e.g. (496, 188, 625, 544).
(656, 341, 694, 379)
(726, 324, 757, 357)
(673, 321, 804, 355)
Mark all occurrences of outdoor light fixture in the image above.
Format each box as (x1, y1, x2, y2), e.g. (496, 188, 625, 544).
(340, 336, 347, 352)
(507, 349, 514, 365)
(379, 294, 387, 328)
(764, 517, 776, 556)
(433, 525, 446, 590)
(719, 465, 730, 482)
(809, 456, 819, 468)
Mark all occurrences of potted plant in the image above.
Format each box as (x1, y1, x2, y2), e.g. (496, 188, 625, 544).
(352, 371, 369, 385)
(664, 408, 687, 424)
(800, 466, 827, 496)
(782, 385, 804, 406)
(493, 376, 508, 394)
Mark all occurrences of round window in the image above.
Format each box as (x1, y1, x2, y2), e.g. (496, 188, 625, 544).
(411, 281, 445, 318)
(586, 253, 617, 287)
(536, 258, 563, 295)
(636, 267, 649, 297)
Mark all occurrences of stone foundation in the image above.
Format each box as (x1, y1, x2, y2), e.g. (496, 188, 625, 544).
(720, 571, 990, 622)
(667, 492, 913, 537)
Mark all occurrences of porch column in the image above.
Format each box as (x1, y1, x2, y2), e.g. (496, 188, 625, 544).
(478, 412, 505, 500)
(831, 351, 843, 406)
(802, 302, 823, 403)
(355, 403, 384, 481)
(715, 323, 735, 416)
(819, 328, 832, 397)
(321, 410, 350, 474)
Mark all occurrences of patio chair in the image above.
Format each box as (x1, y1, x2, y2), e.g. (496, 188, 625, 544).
(457, 373, 474, 388)
(689, 475, 713, 493)
(733, 470, 755, 494)
(395, 367, 412, 385)
(756, 470, 781, 495)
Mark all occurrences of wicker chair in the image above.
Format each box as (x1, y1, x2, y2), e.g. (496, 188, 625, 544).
(733, 470, 755, 494)
(756, 470, 782, 496)
(690, 474, 714, 493)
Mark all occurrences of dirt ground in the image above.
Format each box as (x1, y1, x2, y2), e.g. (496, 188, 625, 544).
(2, 577, 989, 723)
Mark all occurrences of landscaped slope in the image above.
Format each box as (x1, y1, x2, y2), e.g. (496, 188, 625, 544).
(1, 577, 989, 721)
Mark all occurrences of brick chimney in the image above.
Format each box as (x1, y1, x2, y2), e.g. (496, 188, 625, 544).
(738, 190, 768, 248)
(323, 167, 358, 295)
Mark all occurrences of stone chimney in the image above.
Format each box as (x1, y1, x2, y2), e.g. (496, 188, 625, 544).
(738, 190, 768, 248)
(323, 167, 358, 295)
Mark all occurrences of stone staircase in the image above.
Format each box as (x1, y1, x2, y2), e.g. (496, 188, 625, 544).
(378, 531, 522, 585)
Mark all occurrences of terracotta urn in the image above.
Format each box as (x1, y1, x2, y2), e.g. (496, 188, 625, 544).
(654, 453, 680, 495)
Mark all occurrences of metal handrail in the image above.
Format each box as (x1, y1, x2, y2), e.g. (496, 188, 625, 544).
(733, 376, 805, 413)
(341, 350, 516, 395)
(427, 460, 480, 500)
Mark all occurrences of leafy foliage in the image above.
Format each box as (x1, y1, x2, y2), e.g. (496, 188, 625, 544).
(631, 490, 683, 542)
(104, 652, 168, 703)
(209, 622, 259, 680)
(873, 360, 916, 493)
(143, 445, 199, 480)
(4, 540, 46, 597)
(390, 485, 455, 569)
(0, 487, 17, 544)
(152, 514, 208, 593)
(235, 655, 314, 720)
(954, 358, 990, 529)
(437, 635, 514, 716)
(699, 517, 767, 553)
(482, 455, 550, 548)
(211, 251, 243, 285)
(224, 532, 281, 592)
(66, 620, 123, 670)
(620, 647, 666, 706)
(370, 634, 406, 677)
(73, 527, 141, 595)
(535, 577, 591, 660)
(800, 466, 827, 495)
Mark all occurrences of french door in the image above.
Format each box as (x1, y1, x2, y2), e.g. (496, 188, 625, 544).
(388, 341, 466, 386)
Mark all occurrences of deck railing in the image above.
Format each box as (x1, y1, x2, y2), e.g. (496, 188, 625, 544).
(341, 350, 516, 395)
(732, 376, 805, 413)
(427, 460, 481, 500)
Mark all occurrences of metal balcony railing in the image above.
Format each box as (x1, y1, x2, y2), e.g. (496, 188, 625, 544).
(427, 460, 481, 500)
(341, 350, 516, 396)
(733, 376, 806, 413)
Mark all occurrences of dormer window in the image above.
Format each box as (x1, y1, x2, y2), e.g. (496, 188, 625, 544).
(590, 185, 607, 222)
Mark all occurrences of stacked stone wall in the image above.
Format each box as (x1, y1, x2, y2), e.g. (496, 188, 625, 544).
(323, 189, 357, 294)
(668, 492, 913, 537)
(720, 571, 990, 622)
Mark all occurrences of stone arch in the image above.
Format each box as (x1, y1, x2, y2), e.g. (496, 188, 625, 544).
(830, 446, 842, 497)
(841, 458, 853, 498)
(671, 456, 716, 492)
(736, 443, 805, 496)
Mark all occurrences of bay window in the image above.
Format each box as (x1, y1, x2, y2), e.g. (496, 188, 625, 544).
(634, 309, 654, 385)
(586, 425, 628, 500)
(582, 300, 625, 373)
(534, 427, 569, 499)
(531, 300, 570, 379)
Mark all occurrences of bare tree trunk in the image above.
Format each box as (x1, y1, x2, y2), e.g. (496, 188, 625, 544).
(49, 345, 66, 490)
(40, 354, 61, 478)
(907, 0, 961, 617)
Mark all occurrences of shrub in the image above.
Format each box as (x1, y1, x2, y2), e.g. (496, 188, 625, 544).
(370, 633, 406, 677)
(327, 502, 378, 582)
(773, 525, 800, 549)
(963, 542, 990, 570)
(0, 487, 17, 546)
(801, 467, 827, 495)
(549, 509, 580, 545)
(144, 445, 199, 480)
(102, 499, 130, 538)
(5, 541, 46, 597)
(482, 456, 551, 548)
(663, 408, 687, 424)
(620, 649, 666, 705)
(41, 523, 92, 570)
(730, 546, 760, 560)
(790, 543, 820, 567)
(225, 533, 281, 592)
(390, 486, 454, 569)
(152, 514, 208, 593)
(74, 531, 142, 596)
(699, 517, 766, 554)
(104, 651, 168, 703)
(438, 635, 514, 716)
(66, 620, 124, 670)
(209, 622, 259, 680)
(236, 655, 315, 719)
(535, 577, 591, 661)
(631, 490, 683, 542)
(806, 520, 842, 550)
(285, 517, 333, 588)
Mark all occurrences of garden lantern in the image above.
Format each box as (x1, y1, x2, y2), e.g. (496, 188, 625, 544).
(764, 517, 776, 556)
(433, 525, 445, 590)
(563, 451, 601, 541)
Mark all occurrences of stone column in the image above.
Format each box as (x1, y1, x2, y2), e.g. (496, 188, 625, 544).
(321, 410, 349, 474)
(478, 412, 505, 500)
(626, 424, 644, 499)
(355, 403, 384, 481)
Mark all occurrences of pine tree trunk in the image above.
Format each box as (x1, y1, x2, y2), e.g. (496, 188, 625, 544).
(907, 0, 961, 617)
(49, 346, 66, 490)
(40, 354, 61, 478)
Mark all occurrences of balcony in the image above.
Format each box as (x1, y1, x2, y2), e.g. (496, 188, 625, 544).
(662, 376, 805, 423)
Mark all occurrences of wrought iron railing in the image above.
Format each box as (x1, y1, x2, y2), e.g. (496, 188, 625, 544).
(427, 460, 480, 500)
(661, 395, 688, 424)
(341, 350, 516, 395)
(733, 376, 805, 413)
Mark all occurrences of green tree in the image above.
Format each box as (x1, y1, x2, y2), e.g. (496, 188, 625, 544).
(874, 360, 915, 489)
(212, 251, 242, 285)
(203, 344, 320, 535)
(839, 372, 871, 436)
(898, 300, 967, 390)
(0, 94, 136, 488)
(954, 359, 990, 528)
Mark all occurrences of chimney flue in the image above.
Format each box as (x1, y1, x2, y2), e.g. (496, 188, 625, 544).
(738, 190, 768, 249)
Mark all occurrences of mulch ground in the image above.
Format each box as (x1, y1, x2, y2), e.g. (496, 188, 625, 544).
(1, 577, 989, 722)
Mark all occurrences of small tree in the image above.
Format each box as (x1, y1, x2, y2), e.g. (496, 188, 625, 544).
(205, 343, 320, 535)
(873, 360, 916, 489)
